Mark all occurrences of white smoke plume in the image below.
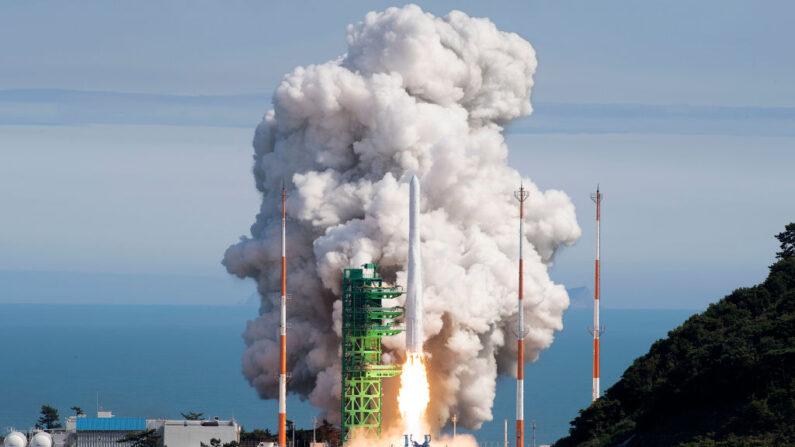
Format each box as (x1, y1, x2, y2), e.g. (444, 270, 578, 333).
(224, 4, 580, 430)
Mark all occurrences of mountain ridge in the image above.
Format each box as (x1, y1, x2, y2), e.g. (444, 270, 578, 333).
(554, 228, 795, 446)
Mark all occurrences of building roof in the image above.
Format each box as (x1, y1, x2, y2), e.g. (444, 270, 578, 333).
(75, 418, 147, 431)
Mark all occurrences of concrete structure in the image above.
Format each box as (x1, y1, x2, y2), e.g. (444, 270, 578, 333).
(60, 413, 240, 447)
(47, 434, 69, 447)
(66, 416, 146, 447)
(160, 420, 240, 447)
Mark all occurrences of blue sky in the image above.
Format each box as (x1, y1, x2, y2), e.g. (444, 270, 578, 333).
(2, 1, 794, 105)
(0, 1, 793, 308)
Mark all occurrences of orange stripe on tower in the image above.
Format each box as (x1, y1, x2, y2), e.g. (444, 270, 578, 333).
(516, 420, 524, 447)
(593, 338, 600, 378)
(278, 414, 286, 446)
(518, 259, 524, 381)
(595, 259, 599, 300)
(517, 338, 524, 379)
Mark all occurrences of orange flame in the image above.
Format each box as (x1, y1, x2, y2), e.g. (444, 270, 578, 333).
(398, 351, 430, 440)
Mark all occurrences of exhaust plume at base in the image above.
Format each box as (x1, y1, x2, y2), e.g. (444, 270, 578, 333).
(345, 426, 478, 447)
(223, 4, 581, 429)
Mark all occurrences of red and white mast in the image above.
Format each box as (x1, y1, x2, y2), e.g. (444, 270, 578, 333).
(514, 185, 529, 447)
(590, 186, 604, 402)
(278, 184, 288, 447)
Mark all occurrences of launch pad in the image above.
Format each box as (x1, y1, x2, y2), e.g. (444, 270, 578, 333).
(340, 263, 405, 442)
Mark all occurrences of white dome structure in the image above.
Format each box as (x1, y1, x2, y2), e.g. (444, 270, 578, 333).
(3, 431, 27, 447)
(29, 432, 52, 447)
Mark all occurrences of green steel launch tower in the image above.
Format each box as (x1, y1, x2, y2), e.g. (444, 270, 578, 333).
(341, 263, 404, 443)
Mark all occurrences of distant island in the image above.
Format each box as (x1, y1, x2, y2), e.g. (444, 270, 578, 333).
(554, 223, 795, 446)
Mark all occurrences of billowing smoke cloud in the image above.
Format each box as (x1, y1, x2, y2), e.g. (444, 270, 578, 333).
(224, 4, 580, 430)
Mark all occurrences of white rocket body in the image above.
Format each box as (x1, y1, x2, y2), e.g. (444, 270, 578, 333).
(406, 175, 424, 354)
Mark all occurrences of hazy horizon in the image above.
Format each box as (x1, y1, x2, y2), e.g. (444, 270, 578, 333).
(3, 1, 792, 310)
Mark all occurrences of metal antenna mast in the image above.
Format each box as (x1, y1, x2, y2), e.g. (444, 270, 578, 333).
(589, 186, 605, 402)
(279, 183, 288, 447)
(514, 184, 529, 447)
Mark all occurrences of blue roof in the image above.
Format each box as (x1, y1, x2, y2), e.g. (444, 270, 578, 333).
(76, 418, 146, 431)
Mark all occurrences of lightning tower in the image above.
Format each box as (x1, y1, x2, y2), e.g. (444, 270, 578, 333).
(278, 184, 288, 447)
(514, 185, 529, 447)
(590, 186, 605, 402)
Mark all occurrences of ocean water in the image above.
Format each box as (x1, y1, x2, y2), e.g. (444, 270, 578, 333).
(473, 308, 694, 445)
(0, 304, 694, 445)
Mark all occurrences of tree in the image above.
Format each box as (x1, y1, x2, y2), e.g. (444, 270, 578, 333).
(316, 420, 340, 446)
(775, 223, 795, 260)
(117, 429, 160, 447)
(180, 411, 204, 421)
(240, 428, 275, 443)
(36, 405, 62, 429)
(71, 407, 84, 416)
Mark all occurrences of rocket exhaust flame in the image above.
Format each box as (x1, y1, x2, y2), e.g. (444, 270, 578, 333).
(398, 352, 430, 440)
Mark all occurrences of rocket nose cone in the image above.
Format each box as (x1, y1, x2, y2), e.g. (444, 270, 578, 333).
(411, 175, 419, 186)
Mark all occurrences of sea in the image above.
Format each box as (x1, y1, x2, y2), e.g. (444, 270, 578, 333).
(0, 304, 696, 445)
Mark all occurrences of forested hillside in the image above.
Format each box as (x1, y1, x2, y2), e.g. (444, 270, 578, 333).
(554, 224, 795, 446)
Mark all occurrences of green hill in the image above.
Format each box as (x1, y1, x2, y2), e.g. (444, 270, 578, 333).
(554, 224, 795, 447)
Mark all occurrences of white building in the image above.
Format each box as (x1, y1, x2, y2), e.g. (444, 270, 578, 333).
(61, 412, 240, 447)
(159, 419, 240, 447)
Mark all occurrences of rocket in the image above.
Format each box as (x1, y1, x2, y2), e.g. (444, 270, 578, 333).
(406, 175, 424, 354)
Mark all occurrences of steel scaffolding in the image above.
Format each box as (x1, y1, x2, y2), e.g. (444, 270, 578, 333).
(341, 263, 404, 443)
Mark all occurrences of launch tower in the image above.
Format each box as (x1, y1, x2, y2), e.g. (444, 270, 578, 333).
(341, 263, 404, 443)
